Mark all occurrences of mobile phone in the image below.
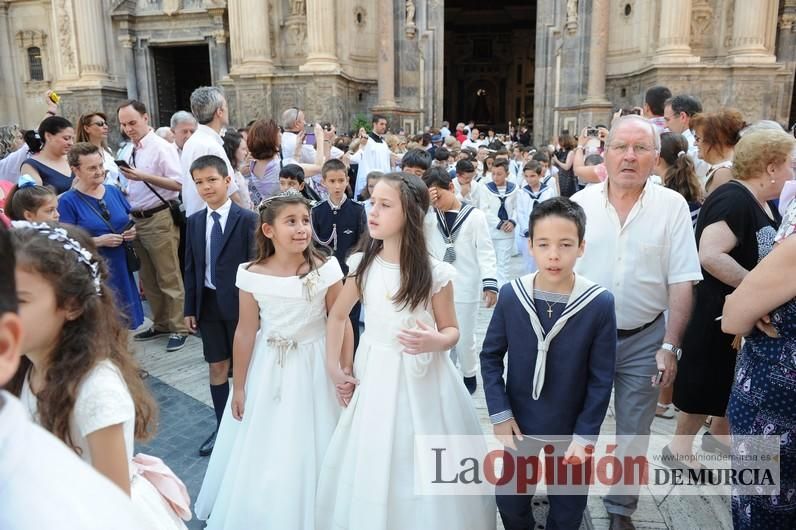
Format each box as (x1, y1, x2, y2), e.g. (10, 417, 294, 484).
(304, 133, 316, 145)
(48, 91, 60, 105)
(115, 159, 131, 169)
(586, 127, 599, 137)
(652, 370, 664, 387)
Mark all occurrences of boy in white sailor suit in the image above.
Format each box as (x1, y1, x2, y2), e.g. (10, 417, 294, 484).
(481, 197, 617, 530)
(515, 160, 557, 273)
(452, 159, 482, 206)
(422, 167, 498, 394)
(476, 158, 518, 286)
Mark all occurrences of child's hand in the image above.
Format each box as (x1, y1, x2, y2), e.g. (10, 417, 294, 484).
(398, 320, 446, 354)
(493, 418, 523, 450)
(184, 316, 198, 333)
(231, 388, 245, 421)
(482, 290, 497, 308)
(327, 365, 358, 406)
(564, 440, 592, 465)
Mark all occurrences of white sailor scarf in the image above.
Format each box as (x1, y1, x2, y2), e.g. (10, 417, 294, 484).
(511, 273, 607, 400)
(484, 180, 518, 226)
(434, 204, 476, 264)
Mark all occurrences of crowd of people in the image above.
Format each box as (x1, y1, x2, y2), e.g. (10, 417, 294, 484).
(0, 83, 795, 530)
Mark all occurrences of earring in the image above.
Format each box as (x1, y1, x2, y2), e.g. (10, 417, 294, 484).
(771, 179, 776, 184)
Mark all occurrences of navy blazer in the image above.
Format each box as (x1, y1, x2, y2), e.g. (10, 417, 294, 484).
(183, 202, 259, 321)
(480, 284, 617, 441)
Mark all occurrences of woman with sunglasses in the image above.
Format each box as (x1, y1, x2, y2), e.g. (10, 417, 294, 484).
(77, 111, 128, 193)
(57, 142, 143, 330)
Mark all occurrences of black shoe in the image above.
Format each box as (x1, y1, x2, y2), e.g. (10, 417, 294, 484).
(463, 376, 477, 395)
(608, 513, 635, 530)
(199, 430, 217, 457)
(166, 334, 188, 352)
(702, 432, 730, 455)
(134, 328, 169, 342)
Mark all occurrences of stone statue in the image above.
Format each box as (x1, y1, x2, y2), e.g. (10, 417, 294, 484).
(290, 0, 306, 17)
(405, 0, 416, 38)
(163, 0, 180, 16)
(566, 0, 578, 34)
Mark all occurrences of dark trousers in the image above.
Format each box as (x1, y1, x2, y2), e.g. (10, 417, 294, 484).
(199, 288, 236, 364)
(496, 439, 589, 530)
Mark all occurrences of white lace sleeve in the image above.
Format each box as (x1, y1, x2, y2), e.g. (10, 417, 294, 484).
(431, 258, 456, 296)
(73, 361, 135, 438)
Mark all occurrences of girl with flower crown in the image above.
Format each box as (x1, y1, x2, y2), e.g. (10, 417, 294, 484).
(8, 222, 191, 529)
(195, 191, 352, 528)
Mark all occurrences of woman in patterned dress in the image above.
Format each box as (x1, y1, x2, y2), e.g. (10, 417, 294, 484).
(722, 171, 796, 529)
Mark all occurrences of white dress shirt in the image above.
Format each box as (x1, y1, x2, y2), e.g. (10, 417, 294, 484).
(205, 199, 232, 289)
(180, 124, 238, 217)
(571, 179, 702, 330)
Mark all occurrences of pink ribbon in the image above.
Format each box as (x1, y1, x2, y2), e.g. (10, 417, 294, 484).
(132, 453, 192, 521)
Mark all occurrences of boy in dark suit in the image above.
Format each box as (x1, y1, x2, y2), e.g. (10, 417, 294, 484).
(480, 197, 617, 530)
(184, 154, 259, 456)
(311, 159, 366, 346)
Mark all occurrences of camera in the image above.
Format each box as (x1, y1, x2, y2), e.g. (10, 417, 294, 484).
(586, 127, 599, 137)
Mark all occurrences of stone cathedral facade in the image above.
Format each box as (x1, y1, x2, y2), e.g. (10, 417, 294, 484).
(1, 0, 795, 145)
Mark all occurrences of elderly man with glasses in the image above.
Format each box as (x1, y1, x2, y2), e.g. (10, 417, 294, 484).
(571, 115, 702, 530)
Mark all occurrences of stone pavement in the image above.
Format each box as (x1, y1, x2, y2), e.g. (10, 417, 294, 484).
(132, 257, 730, 530)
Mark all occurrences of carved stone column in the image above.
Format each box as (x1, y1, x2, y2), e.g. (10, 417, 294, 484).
(729, 0, 776, 63)
(209, 30, 230, 82)
(118, 34, 138, 99)
(300, 0, 339, 72)
(583, 0, 610, 104)
(228, 0, 273, 74)
(0, 1, 23, 122)
(375, 0, 396, 107)
(73, 0, 109, 81)
(655, 0, 698, 63)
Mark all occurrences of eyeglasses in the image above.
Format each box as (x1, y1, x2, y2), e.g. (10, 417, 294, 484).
(98, 199, 111, 221)
(607, 143, 655, 155)
(91, 120, 107, 127)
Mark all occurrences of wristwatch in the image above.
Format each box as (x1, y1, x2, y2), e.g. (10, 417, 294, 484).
(661, 343, 682, 361)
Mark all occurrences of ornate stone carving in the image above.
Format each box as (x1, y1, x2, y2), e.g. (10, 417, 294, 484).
(779, 13, 796, 31)
(690, 0, 713, 48)
(54, 0, 76, 72)
(15, 30, 47, 49)
(163, 0, 180, 16)
(566, 0, 578, 34)
(290, 0, 306, 16)
(405, 0, 416, 39)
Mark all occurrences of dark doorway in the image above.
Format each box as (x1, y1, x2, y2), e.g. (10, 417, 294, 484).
(151, 45, 211, 127)
(443, 1, 535, 133)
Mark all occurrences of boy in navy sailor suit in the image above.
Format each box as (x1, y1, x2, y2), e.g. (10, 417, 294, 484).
(183, 155, 259, 457)
(311, 159, 367, 347)
(476, 158, 518, 287)
(480, 197, 617, 530)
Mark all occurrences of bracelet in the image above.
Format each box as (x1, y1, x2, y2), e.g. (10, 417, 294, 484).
(45, 110, 56, 116)
(575, 145, 585, 151)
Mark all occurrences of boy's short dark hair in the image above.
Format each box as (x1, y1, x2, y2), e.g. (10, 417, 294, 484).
(523, 160, 543, 174)
(455, 160, 475, 174)
(0, 227, 17, 314)
(321, 158, 347, 179)
(422, 167, 452, 189)
(401, 148, 432, 171)
(645, 85, 672, 116)
(531, 151, 550, 163)
(279, 163, 305, 183)
(528, 197, 586, 243)
(434, 147, 450, 162)
(492, 158, 510, 173)
(190, 154, 229, 179)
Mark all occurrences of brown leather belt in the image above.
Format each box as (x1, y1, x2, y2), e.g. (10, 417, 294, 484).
(131, 203, 169, 219)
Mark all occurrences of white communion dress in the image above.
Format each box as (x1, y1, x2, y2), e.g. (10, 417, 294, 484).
(316, 254, 496, 530)
(195, 258, 343, 529)
(21, 360, 189, 530)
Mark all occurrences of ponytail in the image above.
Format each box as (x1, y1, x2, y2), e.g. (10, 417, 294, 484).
(23, 130, 44, 153)
(665, 152, 702, 204)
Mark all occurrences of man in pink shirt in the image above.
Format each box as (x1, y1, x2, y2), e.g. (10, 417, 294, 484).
(117, 100, 188, 351)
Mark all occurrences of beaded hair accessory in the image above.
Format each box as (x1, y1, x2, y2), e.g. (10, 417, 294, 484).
(11, 221, 102, 295)
(256, 189, 305, 212)
(677, 150, 687, 158)
(17, 174, 37, 189)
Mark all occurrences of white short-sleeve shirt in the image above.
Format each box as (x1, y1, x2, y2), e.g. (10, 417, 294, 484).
(571, 179, 702, 330)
